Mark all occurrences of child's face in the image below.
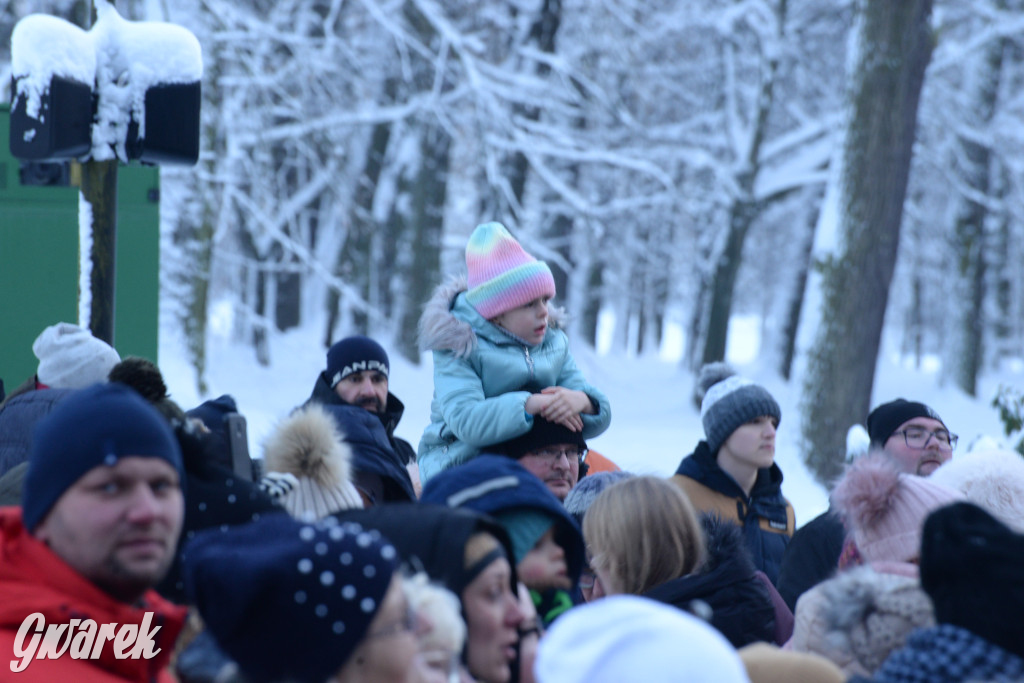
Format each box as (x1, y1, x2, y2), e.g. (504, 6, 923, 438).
(516, 528, 571, 591)
(491, 297, 550, 346)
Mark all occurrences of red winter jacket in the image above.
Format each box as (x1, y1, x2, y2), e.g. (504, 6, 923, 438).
(0, 507, 187, 682)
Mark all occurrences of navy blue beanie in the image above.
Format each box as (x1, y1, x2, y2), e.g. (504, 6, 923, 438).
(186, 393, 239, 431)
(24, 382, 184, 531)
(326, 336, 389, 388)
(183, 513, 398, 683)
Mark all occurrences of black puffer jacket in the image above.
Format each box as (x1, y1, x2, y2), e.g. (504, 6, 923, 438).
(644, 513, 777, 648)
(307, 372, 417, 465)
(320, 403, 416, 503)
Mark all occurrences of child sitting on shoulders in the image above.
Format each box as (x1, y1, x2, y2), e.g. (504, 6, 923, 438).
(417, 221, 611, 482)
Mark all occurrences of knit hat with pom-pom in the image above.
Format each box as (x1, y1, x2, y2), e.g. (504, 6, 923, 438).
(262, 403, 364, 520)
(831, 453, 963, 564)
(464, 222, 556, 320)
(697, 363, 781, 455)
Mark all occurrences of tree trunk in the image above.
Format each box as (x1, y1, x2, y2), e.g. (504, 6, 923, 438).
(779, 192, 822, 380)
(579, 231, 605, 347)
(699, 0, 787, 365)
(801, 0, 934, 486)
(325, 94, 395, 347)
(393, 125, 450, 363)
(701, 196, 758, 364)
(951, 38, 1003, 396)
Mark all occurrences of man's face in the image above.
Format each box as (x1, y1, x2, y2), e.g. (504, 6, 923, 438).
(518, 444, 581, 501)
(333, 370, 388, 414)
(883, 416, 953, 475)
(34, 456, 184, 603)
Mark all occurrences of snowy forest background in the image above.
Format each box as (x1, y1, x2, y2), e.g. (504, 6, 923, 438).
(4, 0, 1024, 487)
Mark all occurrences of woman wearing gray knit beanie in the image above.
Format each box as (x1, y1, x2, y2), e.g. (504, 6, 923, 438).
(669, 363, 794, 586)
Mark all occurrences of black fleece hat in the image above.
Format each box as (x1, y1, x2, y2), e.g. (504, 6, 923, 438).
(920, 501, 1024, 659)
(490, 417, 587, 459)
(867, 399, 945, 448)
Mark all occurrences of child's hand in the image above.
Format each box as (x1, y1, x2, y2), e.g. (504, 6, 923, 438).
(538, 387, 593, 431)
(525, 391, 582, 431)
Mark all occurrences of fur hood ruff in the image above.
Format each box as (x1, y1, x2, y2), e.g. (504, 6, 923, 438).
(418, 276, 566, 358)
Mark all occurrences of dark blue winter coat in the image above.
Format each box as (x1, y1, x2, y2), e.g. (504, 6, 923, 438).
(420, 454, 585, 583)
(0, 385, 73, 477)
(671, 440, 794, 585)
(321, 403, 416, 504)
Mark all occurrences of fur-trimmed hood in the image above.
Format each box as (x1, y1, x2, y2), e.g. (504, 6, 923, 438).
(789, 566, 934, 676)
(418, 276, 566, 358)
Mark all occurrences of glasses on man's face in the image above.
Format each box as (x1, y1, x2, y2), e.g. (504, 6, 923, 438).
(529, 447, 587, 463)
(894, 427, 959, 452)
(365, 601, 417, 640)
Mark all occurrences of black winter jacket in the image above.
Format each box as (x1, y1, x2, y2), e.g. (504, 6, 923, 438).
(775, 506, 846, 611)
(644, 513, 777, 648)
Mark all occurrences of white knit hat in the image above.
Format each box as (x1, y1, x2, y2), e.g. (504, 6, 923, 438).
(262, 403, 363, 519)
(535, 595, 750, 683)
(929, 448, 1024, 533)
(32, 322, 121, 389)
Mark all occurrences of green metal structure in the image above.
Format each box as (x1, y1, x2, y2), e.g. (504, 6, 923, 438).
(0, 103, 160, 389)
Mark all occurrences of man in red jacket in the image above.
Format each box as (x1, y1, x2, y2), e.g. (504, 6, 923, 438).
(0, 382, 187, 682)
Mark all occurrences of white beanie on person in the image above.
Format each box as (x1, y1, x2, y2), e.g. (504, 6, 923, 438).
(535, 595, 750, 683)
(929, 447, 1024, 533)
(33, 322, 121, 389)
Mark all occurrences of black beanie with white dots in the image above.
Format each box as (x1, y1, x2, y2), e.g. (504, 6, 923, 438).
(183, 513, 398, 683)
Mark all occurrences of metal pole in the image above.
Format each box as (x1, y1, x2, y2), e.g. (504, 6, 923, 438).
(83, 0, 117, 345)
(82, 158, 118, 344)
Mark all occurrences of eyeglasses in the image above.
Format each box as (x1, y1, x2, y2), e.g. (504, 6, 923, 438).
(365, 601, 417, 640)
(893, 428, 959, 451)
(528, 447, 587, 463)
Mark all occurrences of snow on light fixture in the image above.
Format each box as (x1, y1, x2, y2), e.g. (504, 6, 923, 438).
(10, 1, 203, 165)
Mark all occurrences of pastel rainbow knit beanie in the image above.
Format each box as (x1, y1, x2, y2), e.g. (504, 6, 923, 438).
(464, 222, 556, 320)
